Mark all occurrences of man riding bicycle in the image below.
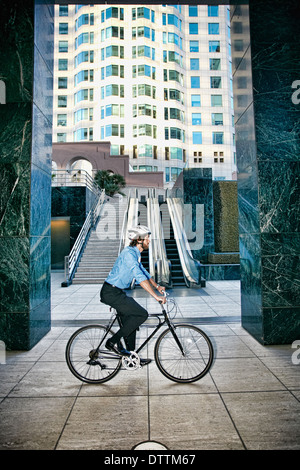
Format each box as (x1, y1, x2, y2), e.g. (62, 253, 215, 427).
(100, 225, 166, 365)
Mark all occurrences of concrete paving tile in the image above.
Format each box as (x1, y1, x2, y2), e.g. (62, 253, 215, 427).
(240, 335, 294, 358)
(0, 363, 35, 397)
(259, 356, 300, 390)
(222, 391, 300, 450)
(149, 393, 244, 450)
(56, 396, 148, 450)
(52, 304, 85, 315)
(212, 335, 256, 359)
(210, 358, 286, 393)
(292, 390, 300, 401)
(78, 366, 148, 397)
(148, 362, 218, 395)
(201, 324, 239, 337)
(0, 397, 75, 450)
(228, 323, 249, 336)
(8, 361, 81, 397)
(5, 340, 55, 363)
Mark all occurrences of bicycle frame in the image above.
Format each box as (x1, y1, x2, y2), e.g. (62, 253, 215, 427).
(96, 300, 184, 357)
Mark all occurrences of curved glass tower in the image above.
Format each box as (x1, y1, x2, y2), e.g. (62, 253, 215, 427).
(53, 4, 236, 185)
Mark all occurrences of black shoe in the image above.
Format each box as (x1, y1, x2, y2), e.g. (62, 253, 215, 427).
(140, 358, 152, 366)
(105, 340, 131, 357)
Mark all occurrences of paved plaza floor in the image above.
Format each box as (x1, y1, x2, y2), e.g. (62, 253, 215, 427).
(0, 273, 299, 451)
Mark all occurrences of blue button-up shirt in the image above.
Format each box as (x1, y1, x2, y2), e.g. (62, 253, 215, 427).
(105, 246, 151, 289)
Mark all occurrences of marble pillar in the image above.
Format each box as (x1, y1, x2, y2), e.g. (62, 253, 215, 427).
(0, 0, 54, 349)
(231, 0, 300, 344)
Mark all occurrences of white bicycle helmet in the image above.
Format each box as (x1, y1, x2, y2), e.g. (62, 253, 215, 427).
(128, 225, 151, 240)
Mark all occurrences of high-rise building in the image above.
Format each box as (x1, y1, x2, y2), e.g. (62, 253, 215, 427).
(53, 4, 236, 185)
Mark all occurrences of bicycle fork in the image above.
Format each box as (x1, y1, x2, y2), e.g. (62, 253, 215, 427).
(162, 307, 185, 356)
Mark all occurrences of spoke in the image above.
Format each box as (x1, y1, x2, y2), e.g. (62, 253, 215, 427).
(155, 325, 213, 382)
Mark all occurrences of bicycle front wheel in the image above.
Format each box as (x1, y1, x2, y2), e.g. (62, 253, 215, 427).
(154, 324, 214, 383)
(65, 325, 121, 384)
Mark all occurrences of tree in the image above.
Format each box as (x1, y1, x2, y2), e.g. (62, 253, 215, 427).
(94, 170, 126, 197)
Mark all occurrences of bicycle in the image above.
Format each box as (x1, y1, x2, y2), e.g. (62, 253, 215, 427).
(65, 293, 214, 384)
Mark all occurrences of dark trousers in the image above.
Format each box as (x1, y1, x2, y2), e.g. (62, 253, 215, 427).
(100, 282, 148, 350)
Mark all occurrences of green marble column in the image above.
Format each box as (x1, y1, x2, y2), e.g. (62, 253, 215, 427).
(232, 0, 300, 344)
(0, 0, 54, 349)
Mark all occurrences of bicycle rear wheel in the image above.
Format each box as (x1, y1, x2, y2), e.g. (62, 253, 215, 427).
(154, 324, 214, 383)
(65, 325, 121, 384)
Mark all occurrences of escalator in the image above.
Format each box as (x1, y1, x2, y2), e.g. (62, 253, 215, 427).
(138, 200, 149, 272)
(164, 220, 185, 286)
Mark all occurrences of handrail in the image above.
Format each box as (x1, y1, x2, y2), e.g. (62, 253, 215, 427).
(118, 189, 131, 255)
(124, 188, 139, 248)
(118, 188, 139, 253)
(147, 189, 172, 287)
(62, 189, 105, 287)
(166, 195, 202, 286)
(52, 169, 101, 196)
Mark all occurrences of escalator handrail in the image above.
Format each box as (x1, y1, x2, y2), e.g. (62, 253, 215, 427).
(147, 189, 171, 286)
(166, 196, 202, 286)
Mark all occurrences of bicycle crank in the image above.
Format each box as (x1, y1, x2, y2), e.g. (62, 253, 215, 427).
(122, 351, 141, 370)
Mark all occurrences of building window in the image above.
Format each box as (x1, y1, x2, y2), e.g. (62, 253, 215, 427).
(189, 5, 198, 17)
(210, 58, 221, 70)
(193, 132, 202, 145)
(189, 23, 198, 35)
(213, 132, 224, 144)
(208, 23, 219, 35)
(132, 7, 151, 21)
(75, 32, 94, 50)
(74, 108, 89, 123)
(171, 167, 182, 181)
(191, 95, 201, 107)
(57, 133, 66, 142)
(58, 95, 67, 107)
(189, 40, 199, 52)
(74, 128, 88, 141)
(211, 76, 222, 88)
(58, 58, 68, 71)
(105, 84, 124, 97)
(57, 114, 67, 126)
(58, 77, 68, 89)
(208, 5, 219, 17)
(59, 23, 68, 35)
(139, 145, 153, 157)
(212, 113, 223, 125)
(192, 113, 202, 125)
(191, 76, 200, 88)
(59, 5, 68, 16)
(102, 7, 123, 22)
(190, 58, 199, 70)
(75, 70, 89, 86)
(211, 95, 223, 106)
(170, 147, 183, 160)
(209, 41, 220, 52)
(74, 89, 88, 104)
(59, 41, 68, 53)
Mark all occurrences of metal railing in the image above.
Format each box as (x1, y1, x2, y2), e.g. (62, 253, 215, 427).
(166, 194, 203, 287)
(52, 169, 99, 194)
(62, 189, 105, 287)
